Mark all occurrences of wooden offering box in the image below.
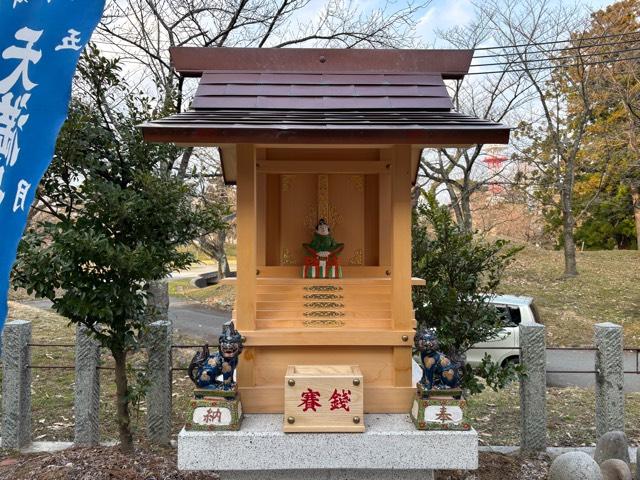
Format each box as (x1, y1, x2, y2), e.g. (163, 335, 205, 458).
(141, 48, 510, 417)
(284, 365, 364, 433)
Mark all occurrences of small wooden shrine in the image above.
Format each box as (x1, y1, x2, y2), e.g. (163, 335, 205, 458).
(142, 47, 510, 414)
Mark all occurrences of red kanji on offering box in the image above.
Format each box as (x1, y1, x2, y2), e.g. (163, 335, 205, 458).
(329, 388, 351, 411)
(298, 388, 322, 412)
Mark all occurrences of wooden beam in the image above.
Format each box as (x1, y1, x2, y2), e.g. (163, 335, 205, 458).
(239, 330, 415, 347)
(257, 161, 387, 174)
(255, 266, 390, 278)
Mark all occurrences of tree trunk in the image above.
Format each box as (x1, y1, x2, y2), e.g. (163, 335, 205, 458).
(113, 348, 134, 453)
(411, 185, 421, 211)
(460, 192, 473, 233)
(446, 184, 465, 227)
(196, 231, 230, 279)
(631, 183, 640, 249)
(560, 187, 578, 277)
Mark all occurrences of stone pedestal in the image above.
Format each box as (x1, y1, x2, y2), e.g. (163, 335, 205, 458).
(178, 414, 478, 479)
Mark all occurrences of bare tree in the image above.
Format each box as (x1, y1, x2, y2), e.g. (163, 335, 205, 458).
(477, 0, 596, 277)
(418, 13, 534, 233)
(96, 0, 426, 135)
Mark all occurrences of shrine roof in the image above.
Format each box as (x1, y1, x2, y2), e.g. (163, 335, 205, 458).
(140, 47, 511, 184)
(142, 109, 508, 145)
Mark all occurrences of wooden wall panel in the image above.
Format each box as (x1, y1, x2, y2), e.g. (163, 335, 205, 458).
(265, 174, 281, 266)
(364, 174, 380, 266)
(252, 346, 394, 387)
(279, 174, 317, 266)
(328, 174, 365, 266)
(257, 173, 267, 265)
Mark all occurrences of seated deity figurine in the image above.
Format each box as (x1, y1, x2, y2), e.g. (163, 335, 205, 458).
(302, 218, 344, 278)
(188, 321, 244, 392)
(413, 327, 462, 396)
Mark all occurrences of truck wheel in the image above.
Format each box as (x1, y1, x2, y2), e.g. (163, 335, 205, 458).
(502, 356, 520, 367)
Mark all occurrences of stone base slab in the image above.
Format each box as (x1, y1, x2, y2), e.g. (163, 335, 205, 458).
(209, 469, 434, 480)
(178, 414, 477, 474)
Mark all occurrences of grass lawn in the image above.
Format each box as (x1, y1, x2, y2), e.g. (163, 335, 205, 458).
(500, 247, 640, 347)
(168, 279, 235, 311)
(468, 382, 640, 447)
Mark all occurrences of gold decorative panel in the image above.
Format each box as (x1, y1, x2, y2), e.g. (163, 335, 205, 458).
(281, 248, 295, 265)
(303, 311, 345, 318)
(349, 248, 364, 265)
(281, 175, 295, 192)
(318, 174, 329, 221)
(303, 293, 344, 300)
(304, 302, 345, 309)
(349, 175, 364, 192)
(302, 319, 346, 328)
(304, 285, 343, 292)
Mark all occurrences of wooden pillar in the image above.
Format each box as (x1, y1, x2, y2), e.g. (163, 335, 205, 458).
(235, 143, 256, 387)
(391, 145, 413, 387)
(391, 144, 413, 329)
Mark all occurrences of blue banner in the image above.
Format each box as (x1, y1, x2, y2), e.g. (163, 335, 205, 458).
(0, 0, 105, 332)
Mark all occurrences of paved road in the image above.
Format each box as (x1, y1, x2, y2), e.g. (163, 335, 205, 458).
(18, 298, 640, 391)
(19, 297, 232, 345)
(169, 265, 218, 280)
(547, 348, 640, 392)
(169, 299, 231, 343)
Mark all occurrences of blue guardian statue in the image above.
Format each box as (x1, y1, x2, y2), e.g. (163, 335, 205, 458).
(413, 328, 462, 397)
(188, 321, 244, 393)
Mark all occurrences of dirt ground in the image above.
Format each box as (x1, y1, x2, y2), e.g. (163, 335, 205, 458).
(436, 452, 551, 480)
(0, 447, 549, 480)
(0, 445, 218, 480)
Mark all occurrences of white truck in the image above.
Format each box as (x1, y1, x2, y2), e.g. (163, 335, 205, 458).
(466, 294, 543, 368)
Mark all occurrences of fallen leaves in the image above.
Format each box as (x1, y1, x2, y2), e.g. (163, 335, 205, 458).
(0, 446, 219, 480)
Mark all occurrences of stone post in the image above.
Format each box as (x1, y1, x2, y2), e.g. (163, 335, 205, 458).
(146, 279, 170, 324)
(519, 323, 547, 453)
(147, 320, 172, 445)
(2, 320, 32, 449)
(594, 322, 624, 439)
(74, 325, 101, 446)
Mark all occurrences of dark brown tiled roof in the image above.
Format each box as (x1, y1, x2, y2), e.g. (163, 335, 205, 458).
(140, 47, 511, 174)
(142, 109, 509, 145)
(192, 71, 453, 110)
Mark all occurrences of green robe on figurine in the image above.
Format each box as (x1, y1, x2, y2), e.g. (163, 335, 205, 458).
(302, 219, 344, 278)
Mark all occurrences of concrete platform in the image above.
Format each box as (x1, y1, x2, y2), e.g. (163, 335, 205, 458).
(178, 414, 478, 479)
